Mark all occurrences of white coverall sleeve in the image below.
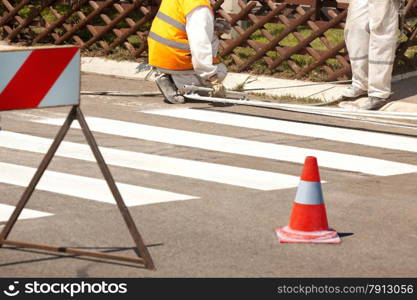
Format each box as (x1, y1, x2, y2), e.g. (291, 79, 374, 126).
(185, 6, 218, 81)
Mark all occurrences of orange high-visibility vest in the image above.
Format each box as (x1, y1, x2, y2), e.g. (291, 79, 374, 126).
(148, 0, 219, 71)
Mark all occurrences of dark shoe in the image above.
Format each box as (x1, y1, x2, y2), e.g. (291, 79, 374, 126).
(357, 96, 391, 110)
(155, 74, 185, 104)
(163, 95, 185, 104)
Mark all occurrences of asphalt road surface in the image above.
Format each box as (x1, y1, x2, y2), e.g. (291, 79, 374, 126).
(0, 74, 416, 277)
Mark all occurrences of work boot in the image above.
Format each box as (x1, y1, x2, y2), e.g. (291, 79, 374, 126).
(357, 96, 391, 110)
(341, 85, 367, 99)
(155, 73, 185, 104)
(339, 96, 391, 110)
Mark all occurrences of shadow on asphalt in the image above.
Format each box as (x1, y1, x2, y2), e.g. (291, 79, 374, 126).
(392, 78, 417, 101)
(338, 232, 354, 238)
(0, 243, 163, 269)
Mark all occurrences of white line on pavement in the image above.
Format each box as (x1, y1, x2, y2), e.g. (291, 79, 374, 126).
(0, 203, 52, 222)
(0, 131, 299, 190)
(36, 116, 417, 176)
(145, 108, 417, 153)
(0, 162, 196, 206)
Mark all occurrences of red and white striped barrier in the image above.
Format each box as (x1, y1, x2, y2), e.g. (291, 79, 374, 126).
(0, 46, 80, 111)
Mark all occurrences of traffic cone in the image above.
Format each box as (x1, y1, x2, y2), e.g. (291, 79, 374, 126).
(275, 156, 341, 244)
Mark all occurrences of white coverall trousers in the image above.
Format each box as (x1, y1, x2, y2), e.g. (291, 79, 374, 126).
(167, 34, 228, 90)
(345, 0, 400, 99)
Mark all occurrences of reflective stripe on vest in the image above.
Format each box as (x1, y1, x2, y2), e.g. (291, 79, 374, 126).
(156, 11, 186, 31)
(148, 32, 190, 51)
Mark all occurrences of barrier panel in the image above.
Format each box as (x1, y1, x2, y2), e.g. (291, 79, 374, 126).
(0, 46, 79, 110)
(0, 46, 155, 269)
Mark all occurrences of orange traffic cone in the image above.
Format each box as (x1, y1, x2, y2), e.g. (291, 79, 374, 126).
(275, 156, 341, 244)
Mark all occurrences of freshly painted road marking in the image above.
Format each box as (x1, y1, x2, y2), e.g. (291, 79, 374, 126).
(0, 162, 196, 206)
(36, 116, 417, 176)
(0, 203, 52, 222)
(145, 108, 417, 153)
(0, 131, 299, 190)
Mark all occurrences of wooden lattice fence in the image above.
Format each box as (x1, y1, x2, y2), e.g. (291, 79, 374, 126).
(1, 0, 417, 80)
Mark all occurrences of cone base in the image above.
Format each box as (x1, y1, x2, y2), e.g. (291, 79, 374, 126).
(275, 226, 341, 244)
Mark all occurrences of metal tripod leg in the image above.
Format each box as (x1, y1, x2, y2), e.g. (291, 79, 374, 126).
(0, 106, 77, 244)
(75, 106, 154, 269)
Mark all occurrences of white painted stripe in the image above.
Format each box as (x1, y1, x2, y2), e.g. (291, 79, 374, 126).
(0, 131, 299, 190)
(0, 50, 32, 93)
(36, 117, 417, 176)
(0, 162, 196, 206)
(38, 49, 80, 107)
(0, 204, 52, 222)
(145, 108, 417, 153)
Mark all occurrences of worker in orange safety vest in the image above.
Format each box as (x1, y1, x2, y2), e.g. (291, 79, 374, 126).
(147, 0, 230, 103)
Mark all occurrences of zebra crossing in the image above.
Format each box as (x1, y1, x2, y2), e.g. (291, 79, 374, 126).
(37, 114, 417, 176)
(1, 106, 416, 224)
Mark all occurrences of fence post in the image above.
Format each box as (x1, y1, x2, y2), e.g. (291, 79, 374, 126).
(312, 0, 322, 21)
(222, 0, 247, 38)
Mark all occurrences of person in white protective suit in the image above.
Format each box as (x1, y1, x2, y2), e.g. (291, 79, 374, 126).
(340, 0, 401, 110)
(147, 0, 230, 104)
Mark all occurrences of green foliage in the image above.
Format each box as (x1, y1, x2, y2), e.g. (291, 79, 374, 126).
(18, 7, 32, 19)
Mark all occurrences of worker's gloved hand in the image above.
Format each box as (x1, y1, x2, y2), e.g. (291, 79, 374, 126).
(214, 19, 231, 36)
(208, 77, 226, 98)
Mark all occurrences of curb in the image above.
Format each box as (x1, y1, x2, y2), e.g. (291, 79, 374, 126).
(81, 57, 347, 103)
